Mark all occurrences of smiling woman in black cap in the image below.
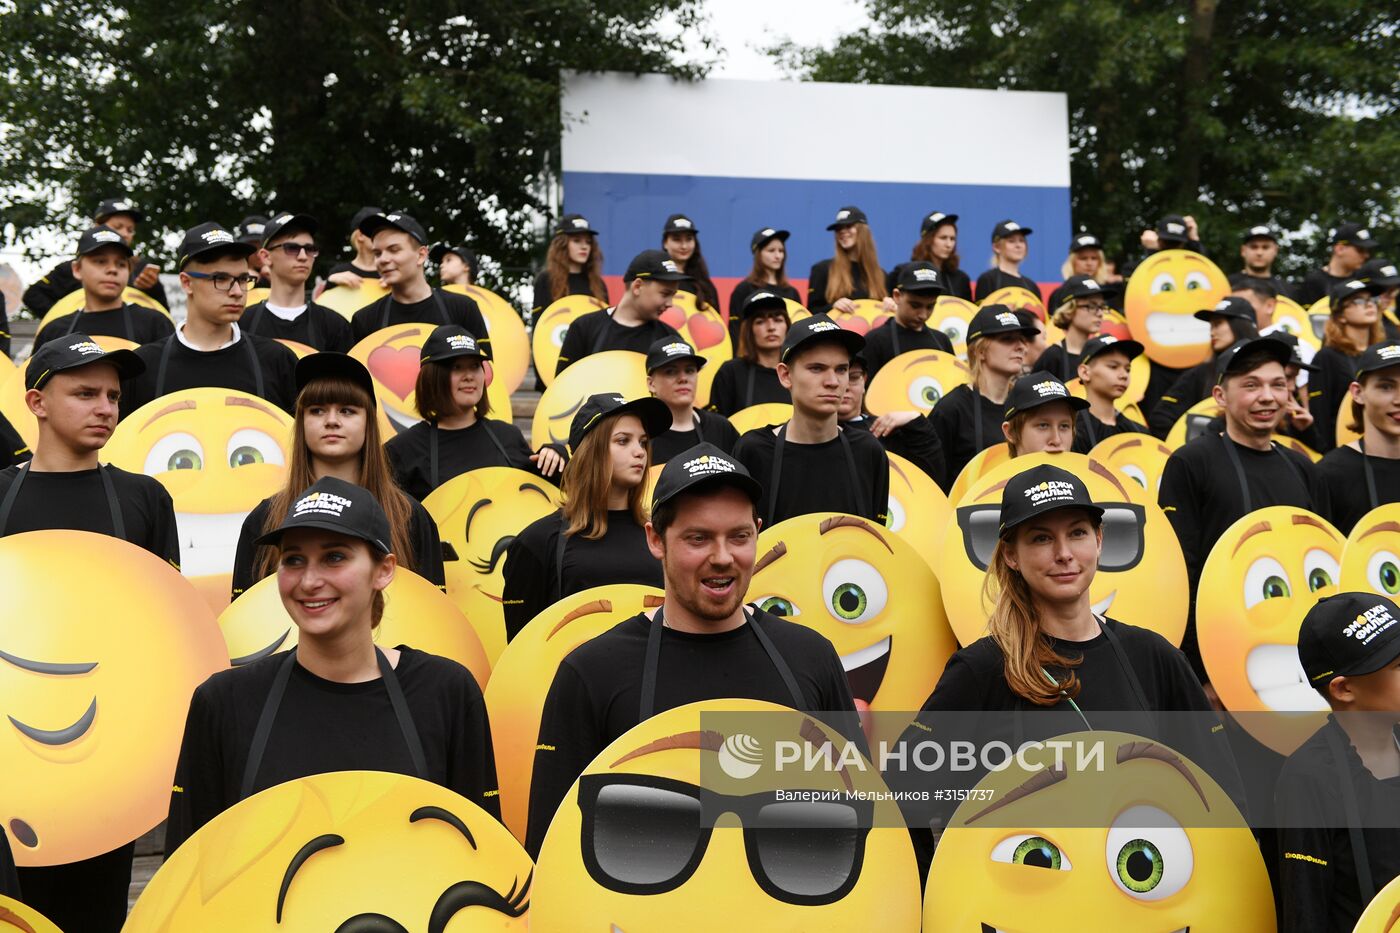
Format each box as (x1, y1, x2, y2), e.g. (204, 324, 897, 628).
(645, 336, 739, 464)
(975, 219, 1040, 300)
(166, 475, 500, 856)
(660, 213, 719, 311)
(707, 290, 793, 415)
(501, 394, 669, 638)
(532, 213, 609, 320)
(808, 205, 888, 315)
(230, 352, 444, 602)
(728, 227, 800, 337)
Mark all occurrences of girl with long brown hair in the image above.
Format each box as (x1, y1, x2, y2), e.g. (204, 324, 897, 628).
(501, 394, 670, 639)
(707, 291, 793, 415)
(531, 213, 609, 319)
(661, 213, 720, 311)
(230, 353, 445, 601)
(728, 227, 801, 343)
(890, 210, 972, 300)
(806, 205, 888, 314)
(1311, 279, 1388, 448)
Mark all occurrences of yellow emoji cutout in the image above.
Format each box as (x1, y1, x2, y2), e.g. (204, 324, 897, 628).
(933, 296, 978, 359)
(423, 467, 563, 666)
(447, 284, 531, 394)
(531, 294, 608, 388)
(104, 387, 294, 613)
(1352, 871, 1400, 933)
(1124, 250, 1230, 368)
(124, 770, 533, 931)
(827, 298, 894, 339)
(38, 286, 168, 330)
(242, 285, 270, 307)
(314, 279, 391, 321)
(485, 584, 665, 841)
(1089, 433, 1176, 497)
(1336, 393, 1363, 449)
(1269, 295, 1321, 351)
(0, 894, 62, 933)
(1196, 506, 1340, 754)
(728, 403, 792, 437)
(947, 443, 1013, 507)
(938, 451, 1187, 647)
(980, 286, 1046, 319)
(885, 451, 951, 570)
(217, 568, 490, 688)
(924, 730, 1275, 932)
(1066, 352, 1153, 407)
(0, 530, 227, 866)
(1340, 503, 1400, 598)
(864, 349, 970, 417)
(531, 698, 922, 933)
(1308, 296, 1332, 345)
(782, 297, 810, 324)
(531, 350, 650, 449)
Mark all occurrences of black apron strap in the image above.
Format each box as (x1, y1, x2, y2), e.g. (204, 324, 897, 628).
(481, 420, 511, 464)
(429, 424, 440, 492)
(154, 334, 177, 398)
(240, 649, 298, 800)
(1096, 616, 1152, 714)
(99, 465, 126, 538)
(1360, 440, 1380, 512)
(0, 461, 29, 535)
(240, 330, 265, 398)
(430, 290, 451, 325)
(747, 610, 806, 709)
(890, 322, 901, 358)
(378, 294, 394, 332)
(744, 362, 757, 410)
(767, 423, 787, 524)
(246, 302, 264, 338)
(552, 512, 568, 599)
(836, 428, 870, 518)
(65, 309, 81, 335)
(376, 646, 429, 780)
(1220, 433, 1254, 513)
(1322, 723, 1377, 904)
(306, 305, 322, 349)
(972, 385, 984, 452)
(590, 309, 615, 355)
(1080, 410, 1099, 449)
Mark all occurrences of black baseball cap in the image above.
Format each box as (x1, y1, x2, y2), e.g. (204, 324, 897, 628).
(991, 219, 1032, 241)
(645, 337, 706, 374)
(1360, 259, 1400, 289)
(1003, 374, 1090, 419)
(420, 324, 489, 365)
(1299, 592, 1400, 687)
(235, 215, 269, 245)
(827, 206, 868, 231)
(650, 443, 762, 514)
(1080, 334, 1144, 365)
(1194, 295, 1257, 323)
(295, 352, 377, 406)
(921, 211, 958, 235)
(94, 197, 144, 223)
(428, 243, 475, 266)
(568, 393, 671, 452)
(741, 290, 789, 319)
(1214, 336, 1294, 384)
(1355, 340, 1400, 379)
(177, 222, 257, 270)
(998, 464, 1104, 539)
(1069, 233, 1103, 252)
(1272, 332, 1318, 373)
(750, 227, 790, 252)
(75, 226, 134, 258)
(1156, 214, 1190, 244)
(254, 476, 393, 552)
(966, 304, 1039, 343)
(25, 333, 144, 391)
(662, 214, 699, 236)
(359, 211, 428, 245)
(350, 206, 384, 232)
(1332, 222, 1380, 250)
(623, 249, 687, 284)
(779, 313, 864, 363)
(1330, 278, 1385, 313)
(1061, 275, 1108, 301)
(261, 212, 318, 246)
(894, 261, 945, 295)
(1242, 224, 1277, 244)
(557, 213, 598, 236)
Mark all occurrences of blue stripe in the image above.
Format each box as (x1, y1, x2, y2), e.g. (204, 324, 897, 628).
(564, 172, 1074, 282)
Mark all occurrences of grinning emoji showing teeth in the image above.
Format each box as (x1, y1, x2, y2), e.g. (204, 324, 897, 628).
(1123, 250, 1230, 369)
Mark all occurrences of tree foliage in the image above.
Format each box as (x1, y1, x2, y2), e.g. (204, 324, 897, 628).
(775, 1, 1400, 275)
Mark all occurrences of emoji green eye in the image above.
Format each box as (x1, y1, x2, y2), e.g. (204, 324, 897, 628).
(990, 834, 1072, 871)
(1113, 838, 1164, 893)
(1105, 806, 1193, 901)
(756, 596, 797, 617)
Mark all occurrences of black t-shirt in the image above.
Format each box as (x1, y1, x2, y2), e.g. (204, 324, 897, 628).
(33, 303, 174, 349)
(1032, 342, 1083, 382)
(732, 423, 889, 527)
(532, 269, 605, 316)
(807, 259, 878, 315)
(0, 465, 179, 565)
(385, 419, 542, 502)
(974, 267, 1041, 302)
(321, 261, 380, 291)
(862, 320, 954, 383)
(164, 646, 499, 856)
(1309, 346, 1360, 453)
(349, 288, 490, 347)
(1148, 359, 1214, 438)
(887, 262, 974, 302)
(1071, 408, 1149, 454)
(554, 308, 680, 375)
(240, 300, 355, 353)
(843, 413, 946, 487)
(0, 414, 29, 469)
(1297, 268, 1352, 308)
(1141, 361, 1189, 431)
(925, 383, 1006, 491)
(121, 332, 299, 418)
(525, 608, 861, 856)
(649, 409, 741, 465)
(1318, 444, 1400, 535)
(707, 357, 790, 415)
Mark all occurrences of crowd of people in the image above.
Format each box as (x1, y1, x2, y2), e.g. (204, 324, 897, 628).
(1, 194, 1399, 931)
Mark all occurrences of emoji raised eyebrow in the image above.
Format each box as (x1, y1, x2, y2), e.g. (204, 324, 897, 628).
(0, 904, 38, 933)
(1291, 513, 1339, 539)
(410, 805, 476, 850)
(974, 479, 1012, 503)
(277, 833, 344, 923)
(754, 540, 787, 574)
(0, 648, 96, 675)
(819, 515, 893, 553)
(1116, 741, 1209, 810)
(611, 730, 725, 767)
(1360, 521, 1400, 541)
(226, 395, 280, 419)
(1231, 520, 1273, 557)
(464, 498, 491, 541)
(1112, 438, 1144, 451)
(964, 762, 1067, 825)
(547, 598, 614, 639)
(1088, 459, 1130, 500)
(142, 399, 196, 430)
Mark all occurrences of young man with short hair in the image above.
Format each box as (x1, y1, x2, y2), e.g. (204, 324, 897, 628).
(32, 226, 174, 348)
(1318, 340, 1400, 534)
(1071, 334, 1149, 452)
(1297, 223, 1379, 307)
(430, 242, 475, 287)
(1238, 225, 1294, 301)
(555, 249, 684, 374)
(349, 212, 491, 345)
(733, 315, 889, 527)
(840, 353, 945, 485)
(239, 213, 354, 352)
(525, 443, 860, 857)
(322, 206, 383, 291)
(1229, 272, 1280, 332)
(234, 215, 271, 287)
(22, 196, 167, 315)
(644, 337, 739, 465)
(120, 222, 298, 417)
(1150, 295, 1260, 437)
(975, 219, 1040, 300)
(862, 261, 952, 381)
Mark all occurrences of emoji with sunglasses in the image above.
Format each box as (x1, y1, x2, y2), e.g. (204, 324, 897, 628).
(423, 466, 563, 666)
(124, 770, 533, 930)
(0, 531, 227, 867)
(1123, 250, 1229, 369)
(1197, 506, 1341, 755)
(924, 730, 1275, 931)
(863, 348, 971, 417)
(0, 894, 62, 933)
(937, 452, 1187, 647)
(531, 698, 922, 931)
(531, 351, 651, 449)
(1341, 503, 1400, 599)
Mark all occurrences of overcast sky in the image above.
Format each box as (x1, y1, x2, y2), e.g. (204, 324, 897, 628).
(694, 0, 870, 80)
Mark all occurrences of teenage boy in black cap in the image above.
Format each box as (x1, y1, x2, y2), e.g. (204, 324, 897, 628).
(524, 442, 860, 857)
(1239, 224, 1294, 301)
(862, 261, 953, 382)
(1276, 592, 1400, 933)
(1071, 335, 1149, 452)
(239, 213, 354, 353)
(645, 337, 739, 465)
(120, 222, 299, 418)
(975, 219, 1040, 300)
(1149, 296, 1260, 437)
(555, 249, 684, 374)
(235, 215, 272, 287)
(323, 206, 384, 291)
(349, 212, 490, 345)
(1318, 341, 1400, 534)
(32, 226, 175, 348)
(2, 336, 178, 933)
(1159, 337, 1331, 675)
(840, 352, 946, 485)
(733, 315, 888, 526)
(1297, 223, 1380, 307)
(430, 242, 475, 287)
(22, 196, 167, 315)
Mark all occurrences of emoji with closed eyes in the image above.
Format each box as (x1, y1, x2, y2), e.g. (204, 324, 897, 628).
(531, 351, 651, 449)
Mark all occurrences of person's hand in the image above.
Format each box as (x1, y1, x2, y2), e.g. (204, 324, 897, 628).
(1285, 398, 1314, 431)
(531, 446, 565, 478)
(1140, 229, 1160, 251)
(869, 411, 919, 436)
(832, 297, 857, 314)
(1184, 215, 1199, 240)
(881, 296, 898, 313)
(133, 264, 161, 290)
(328, 271, 363, 289)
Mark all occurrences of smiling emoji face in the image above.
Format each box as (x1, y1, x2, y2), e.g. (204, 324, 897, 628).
(124, 770, 533, 930)
(1341, 503, 1400, 600)
(938, 452, 1187, 647)
(864, 349, 970, 417)
(828, 298, 894, 337)
(1089, 434, 1175, 497)
(1124, 250, 1229, 368)
(1197, 506, 1340, 754)
(532, 295, 609, 389)
(531, 350, 651, 448)
(0, 530, 227, 866)
(423, 467, 563, 666)
(925, 730, 1274, 932)
(530, 698, 922, 932)
(350, 324, 511, 436)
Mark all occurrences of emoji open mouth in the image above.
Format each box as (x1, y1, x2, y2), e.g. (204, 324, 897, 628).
(230, 628, 291, 666)
(982, 926, 1188, 933)
(177, 511, 254, 578)
(840, 636, 890, 706)
(1145, 312, 1209, 347)
(1091, 590, 1117, 616)
(1246, 644, 1330, 711)
(8, 818, 37, 848)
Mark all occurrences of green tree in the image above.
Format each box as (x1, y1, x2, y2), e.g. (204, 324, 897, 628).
(0, 0, 709, 291)
(775, 1, 1400, 276)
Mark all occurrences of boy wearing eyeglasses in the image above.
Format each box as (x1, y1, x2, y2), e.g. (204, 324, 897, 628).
(120, 222, 298, 419)
(239, 213, 354, 352)
(32, 226, 175, 349)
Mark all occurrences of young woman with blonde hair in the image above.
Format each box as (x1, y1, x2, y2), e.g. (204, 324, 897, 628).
(807, 205, 888, 314)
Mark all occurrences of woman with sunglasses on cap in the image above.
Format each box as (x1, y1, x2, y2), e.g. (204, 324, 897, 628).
(1311, 279, 1389, 450)
(645, 337, 739, 465)
(502, 394, 670, 640)
(661, 213, 719, 312)
(808, 205, 888, 315)
(1034, 275, 1109, 381)
(707, 291, 793, 416)
(728, 227, 801, 346)
(231, 353, 445, 601)
(531, 213, 609, 321)
(888, 211, 973, 301)
(385, 325, 566, 502)
(167, 475, 500, 856)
